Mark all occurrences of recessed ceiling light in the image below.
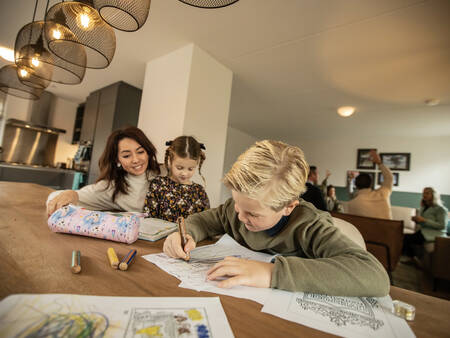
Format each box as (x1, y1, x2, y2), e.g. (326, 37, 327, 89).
(337, 106, 356, 117)
(425, 99, 440, 106)
(0, 46, 14, 62)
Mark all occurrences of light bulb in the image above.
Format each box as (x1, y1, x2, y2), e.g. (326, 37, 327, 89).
(79, 13, 91, 29)
(337, 106, 356, 117)
(31, 57, 40, 67)
(19, 69, 29, 78)
(52, 29, 62, 39)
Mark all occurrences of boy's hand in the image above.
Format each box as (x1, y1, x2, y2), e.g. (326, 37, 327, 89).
(206, 256, 274, 288)
(412, 215, 425, 223)
(163, 232, 196, 260)
(47, 190, 79, 217)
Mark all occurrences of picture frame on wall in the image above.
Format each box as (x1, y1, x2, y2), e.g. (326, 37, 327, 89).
(378, 172, 399, 186)
(356, 149, 376, 169)
(380, 153, 411, 171)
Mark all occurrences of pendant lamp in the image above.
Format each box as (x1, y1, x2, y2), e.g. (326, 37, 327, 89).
(0, 65, 44, 100)
(15, 21, 86, 85)
(177, 0, 240, 8)
(93, 0, 151, 32)
(45, 0, 116, 69)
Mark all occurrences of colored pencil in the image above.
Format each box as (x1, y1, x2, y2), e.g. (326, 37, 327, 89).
(71, 250, 81, 274)
(119, 249, 137, 271)
(107, 247, 119, 269)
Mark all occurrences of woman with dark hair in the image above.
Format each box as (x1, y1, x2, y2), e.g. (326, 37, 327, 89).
(47, 126, 160, 215)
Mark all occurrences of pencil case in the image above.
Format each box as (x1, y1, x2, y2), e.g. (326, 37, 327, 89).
(48, 205, 140, 244)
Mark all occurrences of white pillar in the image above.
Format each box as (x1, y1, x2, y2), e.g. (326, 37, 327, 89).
(138, 44, 233, 207)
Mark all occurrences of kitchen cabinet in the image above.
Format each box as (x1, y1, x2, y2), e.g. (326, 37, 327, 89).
(82, 81, 142, 184)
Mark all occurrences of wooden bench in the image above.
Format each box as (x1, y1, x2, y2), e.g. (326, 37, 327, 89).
(331, 212, 404, 284)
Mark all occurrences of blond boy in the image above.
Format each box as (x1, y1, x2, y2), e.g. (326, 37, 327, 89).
(164, 140, 389, 296)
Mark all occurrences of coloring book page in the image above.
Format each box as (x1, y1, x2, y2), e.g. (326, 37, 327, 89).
(142, 234, 274, 304)
(0, 294, 234, 338)
(262, 289, 415, 338)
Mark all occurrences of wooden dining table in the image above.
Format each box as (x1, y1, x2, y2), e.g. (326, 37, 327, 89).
(0, 182, 449, 337)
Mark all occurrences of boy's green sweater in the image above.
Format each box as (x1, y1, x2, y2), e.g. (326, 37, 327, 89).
(186, 198, 390, 297)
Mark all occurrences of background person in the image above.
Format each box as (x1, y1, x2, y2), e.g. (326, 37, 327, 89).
(403, 187, 449, 260)
(347, 150, 393, 219)
(300, 165, 327, 211)
(47, 126, 160, 215)
(326, 184, 344, 212)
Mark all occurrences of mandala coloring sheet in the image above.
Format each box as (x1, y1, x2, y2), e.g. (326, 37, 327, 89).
(262, 289, 415, 338)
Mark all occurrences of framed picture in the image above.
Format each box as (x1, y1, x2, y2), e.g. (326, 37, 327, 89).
(378, 172, 399, 186)
(380, 153, 411, 171)
(356, 149, 376, 169)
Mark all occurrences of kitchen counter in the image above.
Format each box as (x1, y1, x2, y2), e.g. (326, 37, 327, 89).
(0, 162, 85, 190)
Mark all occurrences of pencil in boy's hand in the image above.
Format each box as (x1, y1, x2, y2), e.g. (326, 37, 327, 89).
(177, 216, 190, 261)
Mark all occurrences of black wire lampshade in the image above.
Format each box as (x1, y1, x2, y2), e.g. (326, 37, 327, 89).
(15, 21, 86, 85)
(177, 0, 240, 8)
(0, 65, 44, 100)
(93, 0, 151, 32)
(45, 1, 116, 69)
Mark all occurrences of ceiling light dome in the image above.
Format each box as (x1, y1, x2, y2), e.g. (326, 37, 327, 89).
(337, 106, 356, 117)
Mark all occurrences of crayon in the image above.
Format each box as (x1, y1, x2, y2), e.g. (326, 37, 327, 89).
(107, 247, 119, 269)
(119, 249, 137, 271)
(71, 250, 81, 274)
(177, 217, 190, 261)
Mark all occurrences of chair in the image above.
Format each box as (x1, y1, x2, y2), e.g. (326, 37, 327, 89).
(331, 212, 404, 284)
(332, 217, 366, 249)
(432, 236, 450, 291)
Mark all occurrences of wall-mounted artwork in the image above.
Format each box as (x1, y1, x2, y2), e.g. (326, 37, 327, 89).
(356, 149, 376, 169)
(378, 172, 399, 186)
(380, 153, 410, 171)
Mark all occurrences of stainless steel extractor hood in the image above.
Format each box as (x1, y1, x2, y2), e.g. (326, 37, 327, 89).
(0, 91, 66, 167)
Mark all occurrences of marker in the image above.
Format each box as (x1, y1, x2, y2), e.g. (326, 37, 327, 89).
(177, 216, 190, 261)
(119, 249, 137, 271)
(107, 247, 119, 269)
(71, 250, 81, 274)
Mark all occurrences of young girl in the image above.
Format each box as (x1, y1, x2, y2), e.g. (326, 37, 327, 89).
(144, 136, 210, 222)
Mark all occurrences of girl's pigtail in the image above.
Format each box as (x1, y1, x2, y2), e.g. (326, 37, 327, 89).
(164, 148, 171, 176)
(198, 151, 206, 186)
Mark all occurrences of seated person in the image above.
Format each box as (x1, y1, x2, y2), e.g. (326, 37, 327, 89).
(326, 185, 344, 212)
(163, 140, 389, 297)
(300, 165, 327, 211)
(347, 150, 393, 219)
(403, 187, 449, 259)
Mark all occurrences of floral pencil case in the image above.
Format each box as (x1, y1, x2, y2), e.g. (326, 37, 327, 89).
(48, 205, 140, 244)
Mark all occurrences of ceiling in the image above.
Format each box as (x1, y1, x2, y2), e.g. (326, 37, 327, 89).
(1, 0, 449, 140)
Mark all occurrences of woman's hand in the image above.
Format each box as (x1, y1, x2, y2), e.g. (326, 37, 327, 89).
(206, 256, 274, 288)
(47, 190, 79, 217)
(163, 232, 196, 261)
(412, 215, 425, 223)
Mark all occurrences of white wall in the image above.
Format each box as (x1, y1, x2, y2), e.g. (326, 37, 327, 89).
(220, 127, 259, 203)
(183, 45, 233, 207)
(138, 45, 193, 162)
(138, 44, 233, 208)
(3, 95, 31, 121)
(48, 97, 78, 165)
(290, 134, 450, 195)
